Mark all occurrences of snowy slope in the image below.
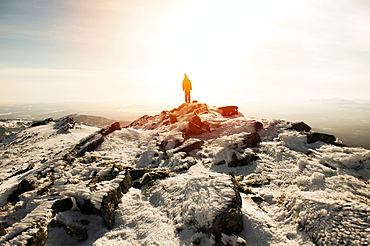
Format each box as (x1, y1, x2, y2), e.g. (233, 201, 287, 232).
(0, 102, 369, 246)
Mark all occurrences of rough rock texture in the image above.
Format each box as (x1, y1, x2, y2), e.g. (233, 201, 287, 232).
(174, 138, 204, 153)
(240, 132, 261, 148)
(99, 121, 121, 136)
(290, 121, 312, 132)
(0, 202, 53, 246)
(65, 122, 121, 159)
(125, 102, 222, 131)
(54, 116, 75, 133)
(284, 194, 370, 246)
(229, 151, 260, 167)
(306, 132, 336, 144)
(186, 114, 210, 135)
(76, 171, 133, 228)
(30, 118, 53, 127)
(218, 106, 239, 116)
(144, 172, 244, 241)
(1, 102, 369, 246)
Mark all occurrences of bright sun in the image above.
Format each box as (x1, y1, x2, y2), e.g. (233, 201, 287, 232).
(156, 0, 290, 102)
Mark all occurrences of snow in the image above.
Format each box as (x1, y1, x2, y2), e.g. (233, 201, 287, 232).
(0, 102, 369, 245)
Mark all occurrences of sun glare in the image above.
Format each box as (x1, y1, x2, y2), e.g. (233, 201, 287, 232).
(155, 0, 291, 102)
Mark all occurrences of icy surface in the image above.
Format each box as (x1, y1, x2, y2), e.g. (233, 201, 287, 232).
(0, 102, 369, 245)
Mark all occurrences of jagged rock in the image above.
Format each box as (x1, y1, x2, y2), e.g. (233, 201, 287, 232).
(76, 171, 132, 228)
(76, 134, 104, 157)
(54, 116, 75, 132)
(169, 113, 183, 124)
(139, 170, 170, 188)
(173, 156, 198, 172)
(65, 122, 121, 159)
(88, 165, 120, 191)
(170, 102, 210, 115)
(145, 172, 243, 240)
(159, 131, 186, 151)
(130, 168, 169, 188)
(286, 195, 370, 246)
(174, 138, 204, 153)
(30, 117, 53, 127)
(218, 106, 239, 116)
(229, 175, 254, 194)
(51, 197, 74, 213)
(250, 195, 264, 203)
(0, 202, 53, 246)
(228, 151, 259, 167)
(306, 132, 336, 144)
(186, 114, 210, 135)
(99, 122, 121, 136)
(7, 179, 35, 203)
(290, 122, 312, 132)
(125, 114, 152, 129)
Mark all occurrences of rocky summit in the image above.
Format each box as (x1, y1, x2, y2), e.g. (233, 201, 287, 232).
(0, 102, 369, 246)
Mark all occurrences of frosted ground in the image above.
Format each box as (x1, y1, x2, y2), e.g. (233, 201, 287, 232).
(0, 102, 369, 245)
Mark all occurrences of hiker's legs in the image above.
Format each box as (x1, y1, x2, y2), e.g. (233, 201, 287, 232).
(185, 91, 191, 103)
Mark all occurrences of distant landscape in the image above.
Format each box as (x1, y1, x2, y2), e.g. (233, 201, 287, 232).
(1, 99, 369, 149)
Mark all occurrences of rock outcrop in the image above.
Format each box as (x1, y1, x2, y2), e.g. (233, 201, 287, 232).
(290, 121, 312, 132)
(30, 117, 53, 127)
(306, 132, 336, 144)
(64, 122, 121, 160)
(144, 172, 244, 243)
(54, 116, 75, 133)
(218, 106, 239, 116)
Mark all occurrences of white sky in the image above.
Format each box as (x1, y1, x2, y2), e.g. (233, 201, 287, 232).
(0, 0, 370, 106)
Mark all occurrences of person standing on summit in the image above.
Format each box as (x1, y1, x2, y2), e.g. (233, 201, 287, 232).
(182, 73, 192, 103)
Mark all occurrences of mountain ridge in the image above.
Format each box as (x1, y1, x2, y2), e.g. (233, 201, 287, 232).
(0, 102, 369, 245)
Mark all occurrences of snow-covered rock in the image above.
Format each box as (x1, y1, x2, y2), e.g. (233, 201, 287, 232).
(0, 102, 369, 246)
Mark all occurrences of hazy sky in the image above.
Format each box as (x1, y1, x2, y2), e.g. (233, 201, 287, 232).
(1, 0, 370, 106)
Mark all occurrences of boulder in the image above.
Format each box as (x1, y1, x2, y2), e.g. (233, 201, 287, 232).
(145, 172, 243, 240)
(76, 171, 133, 228)
(30, 117, 53, 127)
(240, 132, 261, 148)
(66, 122, 122, 159)
(228, 151, 260, 167)
(99, 122, 121, 136)
(306, 132, 336, 144)
(290, 122, 312, 132)
(253, 121, 264, 132)
(174, 138, 204, 153)
(159, 131, 186, 151)
(139, 170, 170, 188)
(51, 197, 74, 213)
(218, 106, 239, 116)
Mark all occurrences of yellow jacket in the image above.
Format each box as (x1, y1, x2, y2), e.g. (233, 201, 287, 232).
(182, 75, 192, 91)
